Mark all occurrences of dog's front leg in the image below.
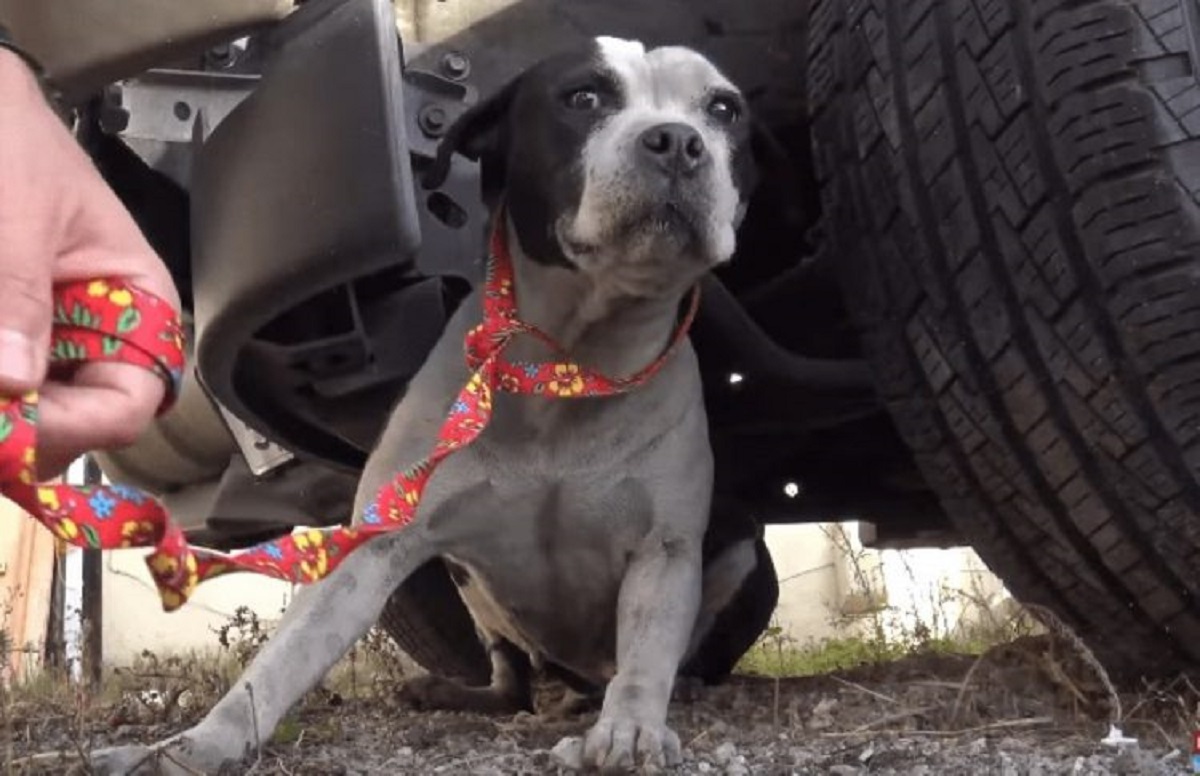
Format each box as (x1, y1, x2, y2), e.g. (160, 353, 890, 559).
(581, 532, 702, 772)
(88, 528, 435, 775)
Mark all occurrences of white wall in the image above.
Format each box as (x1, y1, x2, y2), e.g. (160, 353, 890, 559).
(99, 547, 293, 665)
(763, 522, 1012, 646)
(93, 521, 1011, 665)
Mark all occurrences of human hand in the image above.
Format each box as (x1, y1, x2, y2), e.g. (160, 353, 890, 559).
(0, 50, 181, 479)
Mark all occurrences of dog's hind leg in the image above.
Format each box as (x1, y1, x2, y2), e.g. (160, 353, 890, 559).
(87, 527, 437, 776)
(398, 635, 533, 714)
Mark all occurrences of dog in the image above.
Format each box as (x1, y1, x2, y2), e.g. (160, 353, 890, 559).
(91, 35, 762, 774)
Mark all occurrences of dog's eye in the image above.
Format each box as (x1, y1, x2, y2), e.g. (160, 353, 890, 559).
(565, 87, 603, 111)
(707, 95, 741, 125)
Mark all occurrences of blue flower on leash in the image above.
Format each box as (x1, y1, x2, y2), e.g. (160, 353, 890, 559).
(109, 484, 147, 505)
(88, 490, 117, 519)
(361, 503, 381, 525)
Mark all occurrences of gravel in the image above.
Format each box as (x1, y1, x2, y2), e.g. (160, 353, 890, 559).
(7, 637, 1194, 774)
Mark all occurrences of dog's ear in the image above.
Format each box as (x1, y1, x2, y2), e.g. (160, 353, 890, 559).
(422, 77, 522, 192)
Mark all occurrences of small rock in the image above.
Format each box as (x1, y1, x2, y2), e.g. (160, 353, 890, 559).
(968, 738, 988, 756)
(828, 765, 858, 776)
(713, 742, 738, 766)
(808, 697, 838, 731)
(551, 737, 584, 771)
(1113, 746, 1158, 774)
(697, 762, 713, 773)
(725, 764, 749, 776)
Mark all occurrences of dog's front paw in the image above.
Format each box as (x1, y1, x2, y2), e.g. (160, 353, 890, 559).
(578, 715, 682, 773)
(87, 731, 244, 775)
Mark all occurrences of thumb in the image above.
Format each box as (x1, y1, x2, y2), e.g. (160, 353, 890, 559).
(0, 223, 53, 396)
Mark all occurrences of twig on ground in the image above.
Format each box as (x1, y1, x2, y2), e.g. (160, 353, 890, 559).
(910, 680, 967, 690)
(8, 751, 83, 769)
(160, 748, 208, 776)
(69, 733, 95, 776)
(822, 714, 1055, 739)
(913, 715, 1056, 737)
(246, 681, 262, 769)
(1024, 603, 1119, 722)
(773, 674, 781, 731)
(429, 752, 501, 771)
(844, 705, 937, 734)
(830, 675, 897, 705)
(950, 651, 989, 725)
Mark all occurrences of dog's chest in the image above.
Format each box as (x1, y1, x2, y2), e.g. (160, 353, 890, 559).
(418, 425, 669, 678)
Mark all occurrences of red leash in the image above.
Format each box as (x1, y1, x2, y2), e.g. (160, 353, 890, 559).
(0, 218, 699, 611)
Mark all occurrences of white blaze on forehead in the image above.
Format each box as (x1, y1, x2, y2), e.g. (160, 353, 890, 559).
(569, 37, 745, 268)
(594, 37, 736, 111)
(595, 36, 647, 74)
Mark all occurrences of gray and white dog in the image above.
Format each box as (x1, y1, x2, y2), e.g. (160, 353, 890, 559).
(93, 35, 761, 774)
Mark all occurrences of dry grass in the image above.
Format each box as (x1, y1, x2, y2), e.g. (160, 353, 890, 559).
(0, 605, 417, 774)
(734, 528, 1199, 753)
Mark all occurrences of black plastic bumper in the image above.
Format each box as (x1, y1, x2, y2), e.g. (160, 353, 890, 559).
(189, 0, 487, 471)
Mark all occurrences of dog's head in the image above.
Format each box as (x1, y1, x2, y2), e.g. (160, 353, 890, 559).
(426, 37, 758, 298)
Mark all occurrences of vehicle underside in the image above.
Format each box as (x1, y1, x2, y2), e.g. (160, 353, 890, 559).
(13, 0, 1200, 680)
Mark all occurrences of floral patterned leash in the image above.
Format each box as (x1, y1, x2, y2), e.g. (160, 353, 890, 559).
(0, 216, 700, 611)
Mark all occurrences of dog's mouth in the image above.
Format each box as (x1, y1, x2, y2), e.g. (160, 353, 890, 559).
(629, 201, 705, 248)
(622, 201, 704, 240)
(558, 198, 713, 266)
(643, 202, 695, 231)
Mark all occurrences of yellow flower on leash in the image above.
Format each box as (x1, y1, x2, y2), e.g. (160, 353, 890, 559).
(37, 487, 60, 511)
(299, 550, 329, 581)
(86, 280, 111, 297)
(403, 486, 420, 507)
(148, 552, 178, 577)
(53, 517, 79, 541)
(120, 520, 156, 547)
(107, 288, 134, 307)
(19, 448, 37, 484)
(548, 364, 584, 397)
(293, 529, 326, 551)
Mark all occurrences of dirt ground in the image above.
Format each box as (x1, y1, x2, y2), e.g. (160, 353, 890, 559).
(4, 635, 1196, 775)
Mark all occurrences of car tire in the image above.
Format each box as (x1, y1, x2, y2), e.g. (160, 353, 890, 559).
(808, 0, 1200, 674)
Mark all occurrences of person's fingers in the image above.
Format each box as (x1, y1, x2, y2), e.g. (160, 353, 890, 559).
(0, 55, 60, 396)
(34, 362, 165, 479)
(0, 213, 54, 396)
(54, 173, 180, 312)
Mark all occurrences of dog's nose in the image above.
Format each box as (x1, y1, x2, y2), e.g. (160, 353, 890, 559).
(638, 123, 708, 175)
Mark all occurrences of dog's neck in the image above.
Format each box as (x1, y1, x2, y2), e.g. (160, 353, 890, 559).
(503, 217, 688, 378)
